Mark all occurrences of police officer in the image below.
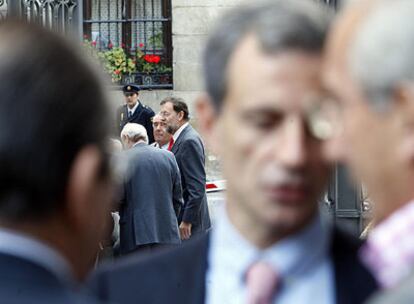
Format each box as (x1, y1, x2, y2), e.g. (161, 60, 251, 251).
(116, 84, 155, 143)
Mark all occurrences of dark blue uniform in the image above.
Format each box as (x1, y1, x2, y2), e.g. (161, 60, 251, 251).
(116, 102, 155, 143)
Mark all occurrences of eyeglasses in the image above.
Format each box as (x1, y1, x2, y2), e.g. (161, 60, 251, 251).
(307, 97, 343, 141)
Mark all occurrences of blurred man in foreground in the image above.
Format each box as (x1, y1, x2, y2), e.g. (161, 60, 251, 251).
(322, 0, 414, 302)
(0, 20, 114, 303)
(89, 1, 377, 303)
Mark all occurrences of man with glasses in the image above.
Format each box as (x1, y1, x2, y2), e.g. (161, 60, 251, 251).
(116, 84, 155, 143)
(89, 1, 377, 303)
(321, 0, 414, 302)
(0, 20, 114, 303)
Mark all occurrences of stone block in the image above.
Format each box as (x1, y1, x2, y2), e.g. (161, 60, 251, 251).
(173, 62, 204, 91)
(173, 7, 220, 36)
(173, 35, 207, 65)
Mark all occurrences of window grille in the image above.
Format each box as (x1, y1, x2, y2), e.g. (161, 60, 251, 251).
(83, 0, 173, 89)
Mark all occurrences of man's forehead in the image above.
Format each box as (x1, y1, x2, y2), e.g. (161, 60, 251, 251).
(324, 0, 377, 75)
(224, 34, 323, 110)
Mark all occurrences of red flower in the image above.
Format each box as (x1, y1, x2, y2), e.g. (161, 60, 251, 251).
(114, 69, 121, 75)
(139, 43, 144, 48)
(143, 54, 152, 63)
(108, 42, 113, 49)
(143, 54, 161, 64)
(153, 55, 161, 64)
(91, 41, 97, 47)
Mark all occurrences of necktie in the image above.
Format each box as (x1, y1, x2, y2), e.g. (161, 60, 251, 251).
(167, 137, 174, 151)
(128, 111, 132, 118)
(246, 261, 279, 304)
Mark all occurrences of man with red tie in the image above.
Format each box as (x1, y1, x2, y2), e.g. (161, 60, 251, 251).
(159, 97, 211, 240)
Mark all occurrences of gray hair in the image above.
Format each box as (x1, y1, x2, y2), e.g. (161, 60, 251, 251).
(121, 123, 149, 144)
(203, 0, 333, 110)
(349, 0, 414, 111)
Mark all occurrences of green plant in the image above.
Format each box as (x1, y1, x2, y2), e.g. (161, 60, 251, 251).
(82, 39, 136, 83)
(147, 31, 164, 49)
(82, 38, 171, 82)
(136, 47, 172, 74)
(99, 47, 136, 83)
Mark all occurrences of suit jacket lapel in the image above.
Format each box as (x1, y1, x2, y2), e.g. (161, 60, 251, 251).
(171, 233, 209, 304)
(128, 102, 143, 122)
(188, 233, 209, 304)
(171, 124, 190, 154)
(331, 227, 378, 304)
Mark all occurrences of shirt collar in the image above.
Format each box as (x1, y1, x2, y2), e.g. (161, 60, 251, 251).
(0, 228, 74, 284)
(209, 205, 331, 284)
(127, 100, 140, 115)
(161, 142, 170, 149)
(173, 122, 189, 142)
(360, 199, 414, 288)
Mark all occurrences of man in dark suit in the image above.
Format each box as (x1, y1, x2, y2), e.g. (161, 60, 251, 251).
(159, 97, 211, 240)
(118, 123, 183, 254)
(89, 1, 377, 303)
(116, 84, 155, 143)
(0, 20, 114, 303)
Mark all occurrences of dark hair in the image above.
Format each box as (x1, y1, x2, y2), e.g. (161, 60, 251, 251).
(0, 20, 111, 221)
(160, 97, 190, 121)
(203, 0, 332, 111)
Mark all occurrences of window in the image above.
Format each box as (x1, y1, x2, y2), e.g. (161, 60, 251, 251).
(83, 0, 173, 89)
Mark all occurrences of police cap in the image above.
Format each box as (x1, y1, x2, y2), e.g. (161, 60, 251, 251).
(122, 84, 140, 94)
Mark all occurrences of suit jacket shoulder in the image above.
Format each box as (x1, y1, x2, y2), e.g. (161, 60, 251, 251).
(0, 253, 100, 304)
(89, 235, 209, 304)
(331, 227, 378, 304)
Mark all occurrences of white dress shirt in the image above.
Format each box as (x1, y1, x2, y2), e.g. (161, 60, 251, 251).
(0, 228, 74, 285)
(152, 142, 170, 149)
(127, 101, 139, 117)
(205, 206, 335, 304)
(173, 122, 189, 142)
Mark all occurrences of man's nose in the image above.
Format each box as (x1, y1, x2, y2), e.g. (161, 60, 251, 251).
(278, 118, 307, 168)
(322, 131, 347, 163)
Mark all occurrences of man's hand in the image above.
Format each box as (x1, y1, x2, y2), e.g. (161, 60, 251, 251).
(179, 222, 192, 240)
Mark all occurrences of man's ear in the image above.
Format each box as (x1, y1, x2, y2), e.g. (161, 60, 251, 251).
(196, 93, 220, 154)
(177, 110, 185, 122)
(64, 145, 102, 233)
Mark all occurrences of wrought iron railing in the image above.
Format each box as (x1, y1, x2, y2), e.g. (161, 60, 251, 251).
(83, 0, 172, 90)
(7, 0, 80, 34)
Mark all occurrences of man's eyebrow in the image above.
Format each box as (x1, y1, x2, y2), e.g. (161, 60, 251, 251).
(241, 107, 284, 119)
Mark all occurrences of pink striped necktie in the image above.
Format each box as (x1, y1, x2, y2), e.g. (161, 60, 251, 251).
(246, 261, 279, 304)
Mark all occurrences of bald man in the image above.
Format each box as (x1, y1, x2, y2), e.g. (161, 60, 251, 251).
(151, 114, 172, 149)
(322, 0, 414, 302)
